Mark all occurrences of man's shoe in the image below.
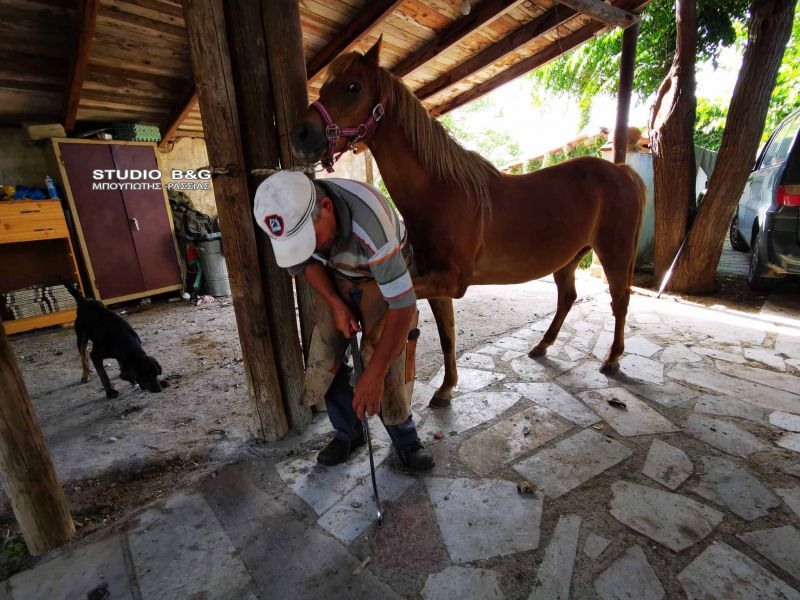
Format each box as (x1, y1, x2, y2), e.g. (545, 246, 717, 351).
(397, 440, 435, 472)
(317, 438, 352, 466)
(317, 433, 367, 467)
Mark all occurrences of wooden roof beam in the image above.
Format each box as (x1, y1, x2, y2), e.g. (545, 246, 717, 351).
(430, 0, 649, 116)
(415, 5, 578, 101)
(557, 0, 639, 29)
(430, 21, 606, 117)
(306, 0, 404, 84)
(63, 0, 99, 131)
(392, 0, 525, 78)
(159, 88, 198, 149)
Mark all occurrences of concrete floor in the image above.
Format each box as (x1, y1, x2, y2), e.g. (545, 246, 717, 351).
(4, 271, 800, 599)
(8, 276, 600, 487)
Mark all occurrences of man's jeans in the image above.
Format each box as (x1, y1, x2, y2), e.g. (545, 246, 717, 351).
(325, 363, 419, 451)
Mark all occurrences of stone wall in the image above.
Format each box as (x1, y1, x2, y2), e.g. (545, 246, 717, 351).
(0, 127, 52, 188)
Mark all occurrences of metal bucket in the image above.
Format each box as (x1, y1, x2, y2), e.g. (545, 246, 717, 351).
(197, 238, 231, 296)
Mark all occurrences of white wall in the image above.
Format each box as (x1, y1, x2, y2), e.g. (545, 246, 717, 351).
(158, 137, 217, 217)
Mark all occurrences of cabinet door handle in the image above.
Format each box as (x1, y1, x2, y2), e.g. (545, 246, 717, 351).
(33, 227, 54, 232)
(129, 217, 140, 231)
(20, 209, 41, 214)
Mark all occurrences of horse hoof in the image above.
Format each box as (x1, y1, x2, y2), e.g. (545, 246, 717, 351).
(429, 395, 451, 409)
(600, 361, 619, 376)
(529, 345, 547, 358)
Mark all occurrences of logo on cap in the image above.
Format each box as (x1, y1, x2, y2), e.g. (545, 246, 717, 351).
(265, 214, 284, 237)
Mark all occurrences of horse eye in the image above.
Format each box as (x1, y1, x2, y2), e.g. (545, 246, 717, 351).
(348, 82, 362, 94)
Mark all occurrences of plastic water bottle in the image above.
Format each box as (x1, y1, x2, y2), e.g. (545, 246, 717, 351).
(45, 175, 58, 199)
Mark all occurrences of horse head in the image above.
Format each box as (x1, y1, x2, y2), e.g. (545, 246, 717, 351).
(290, 38, 385, 168)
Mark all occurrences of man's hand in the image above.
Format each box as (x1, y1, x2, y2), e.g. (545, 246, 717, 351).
(332, 302, 360, 338)
(353, 369, 383, 419)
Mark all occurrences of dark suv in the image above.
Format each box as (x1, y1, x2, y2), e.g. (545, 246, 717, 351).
(729, 108, 800, 289)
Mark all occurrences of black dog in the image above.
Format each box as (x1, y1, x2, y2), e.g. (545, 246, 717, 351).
(65, 284, 165, 398)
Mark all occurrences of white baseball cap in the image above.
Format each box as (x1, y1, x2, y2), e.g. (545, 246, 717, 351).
(253, 171, 317, 268)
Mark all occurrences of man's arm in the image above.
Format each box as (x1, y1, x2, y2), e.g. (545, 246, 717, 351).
(353, 304, 415, 419)
(300, 262, 359, 336)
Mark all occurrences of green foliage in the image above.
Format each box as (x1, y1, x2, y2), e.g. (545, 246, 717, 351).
(524, 158, 543, 172)
(439, 97, 522, 167)
(375, 177, 397, 210)
(578, 252, 594, 270)
(536, 136, 608, 171)
(0, 542, 27, 559)
(529, 0, 750, 107)
(695, 98, 728, 150)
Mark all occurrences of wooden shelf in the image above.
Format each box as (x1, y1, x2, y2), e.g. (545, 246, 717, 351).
(3, 310, 77, 335)
(0, 199, 83, 335)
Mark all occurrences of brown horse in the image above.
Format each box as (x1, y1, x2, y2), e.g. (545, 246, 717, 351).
(290, 39, 645, 408)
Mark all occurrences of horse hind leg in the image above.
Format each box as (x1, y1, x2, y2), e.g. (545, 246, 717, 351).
(594, 247, 635, 375)
(530, 247, 589, 359)
(428, 297, 457, 408)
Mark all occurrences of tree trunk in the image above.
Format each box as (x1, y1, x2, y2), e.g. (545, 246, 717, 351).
(648, 0, 696, 283)
(669, 0, 797, 292)
(0, 322, 75, 555)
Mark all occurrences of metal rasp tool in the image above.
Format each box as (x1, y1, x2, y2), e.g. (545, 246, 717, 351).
(349, 332, 383, 526)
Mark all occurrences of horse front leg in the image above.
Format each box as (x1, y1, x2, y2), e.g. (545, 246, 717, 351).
(428, 298, 457, 408)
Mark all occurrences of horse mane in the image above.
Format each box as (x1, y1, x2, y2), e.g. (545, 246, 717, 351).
(326, 53, 498, 211)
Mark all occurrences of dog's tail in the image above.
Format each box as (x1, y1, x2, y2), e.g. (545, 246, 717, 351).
(60, 279, 87, 303)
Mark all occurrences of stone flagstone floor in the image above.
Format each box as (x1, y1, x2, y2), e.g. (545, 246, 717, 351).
(4, 290, 800, 599)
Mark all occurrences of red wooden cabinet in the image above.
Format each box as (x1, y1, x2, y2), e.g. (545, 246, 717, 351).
(51, 139, 182, 304)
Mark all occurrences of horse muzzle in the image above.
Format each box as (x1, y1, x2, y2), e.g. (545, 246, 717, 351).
(290, 119, 327, 164)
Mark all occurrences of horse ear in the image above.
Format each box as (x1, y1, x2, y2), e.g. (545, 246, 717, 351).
(364, 35, 382, 66)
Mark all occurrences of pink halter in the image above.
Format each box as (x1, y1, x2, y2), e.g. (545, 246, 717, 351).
(311, 100, 385, 172)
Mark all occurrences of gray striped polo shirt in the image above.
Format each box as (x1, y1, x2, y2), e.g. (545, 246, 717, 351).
(288, 178, 416, 310)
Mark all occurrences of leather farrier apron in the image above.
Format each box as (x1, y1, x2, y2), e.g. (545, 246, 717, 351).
(300, 248, 419, 425)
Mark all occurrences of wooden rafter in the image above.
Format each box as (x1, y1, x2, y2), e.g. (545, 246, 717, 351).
(430, 0, 649, 116)
(392, 0, 524, 78)
(63, 0, 99, 131)
(159, 88, 198, 149)
(430, 21, 605, 117)
(415, 5, 578, 101)
(306, 0, 404, 84)
(557, 0, 639, 28)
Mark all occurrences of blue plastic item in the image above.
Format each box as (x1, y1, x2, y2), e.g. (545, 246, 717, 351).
(45, 176, 58, 199)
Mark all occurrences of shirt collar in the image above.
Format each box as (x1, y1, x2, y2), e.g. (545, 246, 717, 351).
(330, 191, 352, 239)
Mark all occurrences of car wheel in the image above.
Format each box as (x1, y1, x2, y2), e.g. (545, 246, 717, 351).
(747, 228, 779, 291)
(729, 215, 749, 252)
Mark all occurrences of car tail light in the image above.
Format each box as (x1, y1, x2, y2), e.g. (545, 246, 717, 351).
(777, 185, 800, 207)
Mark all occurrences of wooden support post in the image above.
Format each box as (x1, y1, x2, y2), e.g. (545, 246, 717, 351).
(183, 0, 289, 439)
(224, 0, 311, 430)
(0, 322, 74, 555)
(64, 0, 99, 131)
(612, 22, 640, 164)
(261, 0, 317, 365)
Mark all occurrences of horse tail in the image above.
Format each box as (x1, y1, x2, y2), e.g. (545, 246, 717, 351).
(616, 164, 646, 286)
